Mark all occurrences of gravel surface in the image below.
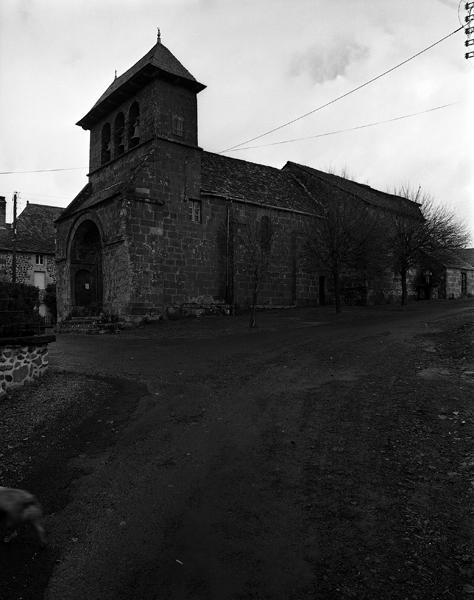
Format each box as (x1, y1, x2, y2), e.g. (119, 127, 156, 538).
(0, 372, 113, 487)
(0, 371, 145, 600)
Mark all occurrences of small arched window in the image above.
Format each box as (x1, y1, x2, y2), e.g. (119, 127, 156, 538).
(101, 123, 111, 164)
(128, 101, 140, 148)
(259, 215, 273, 252)
(114, 112, 125, 156)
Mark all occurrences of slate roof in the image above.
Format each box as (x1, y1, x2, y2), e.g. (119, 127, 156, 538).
(77, 42, 206, 129)
(284, 162, 423, 219)
(200, 152, 319, 214)
(55, 181, 126, 223)
(0, 203, 64, 254)
(200, 153, 423, 219)
(55, 184, 92, 222)
(458, 248, 474, 267)
(428, 249, 474, 270)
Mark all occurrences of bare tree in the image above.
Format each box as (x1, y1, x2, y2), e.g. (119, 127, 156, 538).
(237, 215, 275, 328)
(305, 197, 386, 313)
(388, 186, 470, 305)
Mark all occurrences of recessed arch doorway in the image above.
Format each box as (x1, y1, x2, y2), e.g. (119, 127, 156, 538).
(70, 220, 103, 313)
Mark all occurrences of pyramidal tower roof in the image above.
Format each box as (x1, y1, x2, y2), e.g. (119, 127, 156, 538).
(77, 38, 206, 130)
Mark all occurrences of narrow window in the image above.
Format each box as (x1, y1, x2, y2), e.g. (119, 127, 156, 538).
(114, 112, 125, 156)
(172, 115, 184, 137)
(128, 101, 140, 148)
(461, 271, 467, 295)
(259, 215, 273, 252)
(35, 254, 44, 265)
(101, 122, 111, 164)
(189, 200, 202, 223)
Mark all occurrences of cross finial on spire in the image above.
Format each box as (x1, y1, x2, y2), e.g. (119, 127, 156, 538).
(114, 69, 117, 80)
(157, 27, 161, 43)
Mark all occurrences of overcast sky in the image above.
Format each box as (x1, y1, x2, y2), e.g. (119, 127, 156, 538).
(0, 0, 472, 239)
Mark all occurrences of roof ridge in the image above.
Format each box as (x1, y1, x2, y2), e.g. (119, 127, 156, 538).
(285, 161, 420, 207)
(78, 41, 205, 129)
(21, 203, 65, 210)
(203, 151, 283, 174)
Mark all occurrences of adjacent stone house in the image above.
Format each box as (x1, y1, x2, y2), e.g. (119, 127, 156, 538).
(0, 198, 63, 305)
(55, 39, 424, 322)
(416, 249, 474, 299)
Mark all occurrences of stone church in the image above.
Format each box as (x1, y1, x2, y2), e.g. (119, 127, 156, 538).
(55, 37, 422, 322)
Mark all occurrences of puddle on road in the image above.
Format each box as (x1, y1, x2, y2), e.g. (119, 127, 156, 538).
(417, 367, 452, 380)
(417, 366, 474, 382)
(330, 369, 360, 382)
(421, 341, 437, 354)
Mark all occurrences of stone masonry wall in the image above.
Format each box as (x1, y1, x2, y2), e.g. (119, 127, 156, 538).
(230, 203, 318, 308)
(0, 342, 49, 398)
(125, 140, 203, 313)
(444, 268, 474, 299)
(122, 143, 320, 315)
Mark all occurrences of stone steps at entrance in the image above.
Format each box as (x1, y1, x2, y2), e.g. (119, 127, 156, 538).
(57, 319, 124, 335)
(65, 316, 100, 323)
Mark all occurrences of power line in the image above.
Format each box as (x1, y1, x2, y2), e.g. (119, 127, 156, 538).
(0, 167, 87, 175)
(226, 102, 456, 152)
(20, 191, 68, 200)
(219, 25, 464, 153)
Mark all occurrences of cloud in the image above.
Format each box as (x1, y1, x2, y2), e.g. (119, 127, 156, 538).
(289, 39, 369, 84)
(18, 0, 33, 22)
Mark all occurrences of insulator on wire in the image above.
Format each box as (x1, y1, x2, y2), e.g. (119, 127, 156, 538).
(465, 26, 474, 34)
(466, 39, 474, 46)
(466, 50, 474, 59)
(466, 2, 474, 9)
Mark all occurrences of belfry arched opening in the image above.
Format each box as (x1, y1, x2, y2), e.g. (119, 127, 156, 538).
(70, 220, 103, 314)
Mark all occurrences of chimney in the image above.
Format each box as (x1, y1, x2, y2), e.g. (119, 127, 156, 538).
(0, 196, 5, 229)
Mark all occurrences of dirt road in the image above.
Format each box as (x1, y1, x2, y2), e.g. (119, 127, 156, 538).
(1, 301, 473, 599)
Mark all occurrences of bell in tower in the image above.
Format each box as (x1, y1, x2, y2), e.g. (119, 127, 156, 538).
(131, 119, 140, 142)
(128, 101, 140, 148)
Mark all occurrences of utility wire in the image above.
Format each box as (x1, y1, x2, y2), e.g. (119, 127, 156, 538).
(20, 191, 67, 199)
(219, 25, 464, 153)
(0, 167, 87, 175)
(226, 102, 456, 152)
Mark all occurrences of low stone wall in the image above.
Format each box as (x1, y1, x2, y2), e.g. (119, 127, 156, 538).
(0, 335, 55, 398)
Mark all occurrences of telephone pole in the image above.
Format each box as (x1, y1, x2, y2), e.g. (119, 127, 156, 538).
(12, 191, 18, 284)
(466, 2, 474, 58)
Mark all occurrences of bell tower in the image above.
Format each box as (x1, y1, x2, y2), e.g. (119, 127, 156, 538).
(76, 33, 206, 174)
(56, 35, 208, 322)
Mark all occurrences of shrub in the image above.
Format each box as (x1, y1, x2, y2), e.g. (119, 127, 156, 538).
(43, 283, 57, 321)
(0, 282, 41, 337)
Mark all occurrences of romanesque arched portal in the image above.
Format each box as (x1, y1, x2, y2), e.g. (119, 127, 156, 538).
(70, 220, 103, 314)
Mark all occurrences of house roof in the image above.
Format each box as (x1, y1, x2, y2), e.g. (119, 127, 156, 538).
(200, 152, 319, 214)
(0, 203, 64, 254)
(457, 248, 474, 267)
(430, 249, 474, 270)
(284, 162, 423, 219)
(77, 41, 206, 130)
